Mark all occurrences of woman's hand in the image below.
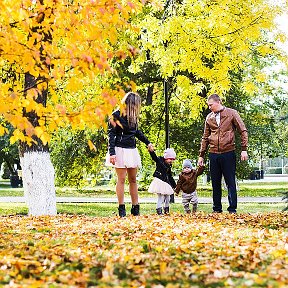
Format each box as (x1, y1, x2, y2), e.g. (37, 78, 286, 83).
(110, 155, 116, 165)
(147, 143, 154, 152)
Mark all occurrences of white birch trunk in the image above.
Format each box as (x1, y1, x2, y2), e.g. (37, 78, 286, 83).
(20, 151, 57, 216)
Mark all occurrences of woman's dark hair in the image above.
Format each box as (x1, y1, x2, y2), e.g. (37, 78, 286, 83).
(122, 92, 141, 128)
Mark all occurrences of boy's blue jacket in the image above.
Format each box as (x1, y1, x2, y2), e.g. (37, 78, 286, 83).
(150, 151, 176, 188)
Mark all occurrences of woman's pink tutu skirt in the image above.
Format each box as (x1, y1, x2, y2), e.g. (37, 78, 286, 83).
(105, 147, 141, 168)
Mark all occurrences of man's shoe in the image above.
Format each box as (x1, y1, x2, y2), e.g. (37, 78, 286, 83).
(156, 208, 163, 215)
(118, 204, 126, 217)
(164, 207, 170, 214)
(131, 204, 140, 216)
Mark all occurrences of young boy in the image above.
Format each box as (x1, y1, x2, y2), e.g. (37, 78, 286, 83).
(174, 159, 205, 213)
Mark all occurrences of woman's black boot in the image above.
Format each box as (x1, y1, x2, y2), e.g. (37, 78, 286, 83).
(164, 207, 170, 214)
(131, 204, 140, 216)
(118, 204, 126, 217)
(156, 208, 163, 215)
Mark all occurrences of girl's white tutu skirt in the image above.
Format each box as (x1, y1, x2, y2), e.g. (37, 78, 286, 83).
(105, 147, 141, 168)
(148, 177, 174, 195)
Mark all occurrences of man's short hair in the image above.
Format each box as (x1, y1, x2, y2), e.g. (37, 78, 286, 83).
(208, 94, 221, 102)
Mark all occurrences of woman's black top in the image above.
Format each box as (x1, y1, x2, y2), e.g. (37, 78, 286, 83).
(108, 110, 150, 156)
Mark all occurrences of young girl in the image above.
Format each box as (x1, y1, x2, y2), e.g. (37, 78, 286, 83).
(106, 92, 154, 217)
(148, 148, 176, 215)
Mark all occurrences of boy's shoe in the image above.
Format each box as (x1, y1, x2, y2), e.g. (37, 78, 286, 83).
(131, 204, 140, 216)
(118, 204, 126, 217)
(164, 207, 170, 214)
(156, 208, 163, 215)
(192, 204, 198, 213)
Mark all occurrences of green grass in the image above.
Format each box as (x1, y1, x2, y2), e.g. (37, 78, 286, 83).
(236, 181, 288, 197)
(0, 185, 286, 198)
(197, 181, 288, 197)
(0, 179, 287, 198)
(1, 183, 287, 197)
(0, 202, 286, 216)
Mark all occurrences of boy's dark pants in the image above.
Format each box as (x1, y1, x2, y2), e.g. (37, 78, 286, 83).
(209, 151, 237, 213)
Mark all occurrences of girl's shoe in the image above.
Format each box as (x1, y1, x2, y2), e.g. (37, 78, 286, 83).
(131, 204, 140, 216)
(118, 204, 126, 217)
(156, 208, 163, 215)
(164, 207, 170, 214)
(192, 204, 197, 213)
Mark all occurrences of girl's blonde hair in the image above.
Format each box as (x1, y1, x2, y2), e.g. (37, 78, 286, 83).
(122, 92, 141, 128)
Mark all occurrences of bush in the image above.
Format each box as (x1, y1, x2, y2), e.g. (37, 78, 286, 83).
(0, 162, 11, 179)
(267, 167, 282, 174)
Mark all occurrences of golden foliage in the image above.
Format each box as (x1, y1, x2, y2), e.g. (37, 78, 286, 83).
(0, 0, 146, 143)
(1, 0, 287, 142)
(0, 212, 287, 286)
(136, 0, 288, 114)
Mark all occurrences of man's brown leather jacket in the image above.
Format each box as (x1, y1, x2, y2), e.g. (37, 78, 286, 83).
(199, 107, 248, 157)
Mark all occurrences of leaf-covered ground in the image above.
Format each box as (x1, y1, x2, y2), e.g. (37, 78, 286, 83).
(0, 212, 287, 287)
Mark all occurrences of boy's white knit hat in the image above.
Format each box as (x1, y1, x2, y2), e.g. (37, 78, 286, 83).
(163, 148, 176, 159)
(182, 159, 193, 169)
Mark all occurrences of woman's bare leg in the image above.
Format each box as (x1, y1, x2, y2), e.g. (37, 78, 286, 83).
(127, 168, 138, 205)
(115, 168, 127, 204)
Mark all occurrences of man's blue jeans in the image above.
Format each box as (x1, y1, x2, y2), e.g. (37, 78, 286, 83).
(209, 151, 237, 213)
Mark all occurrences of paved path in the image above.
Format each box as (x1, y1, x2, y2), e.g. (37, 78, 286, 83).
(0, 196, 284, 204)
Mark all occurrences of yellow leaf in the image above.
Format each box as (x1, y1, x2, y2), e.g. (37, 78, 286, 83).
(10, 129, 25, 143)
(159, 262, 167, 276)
(40, 132, 51, 145)
(35, 126, 44, 138)
(87, 140, 97, 151)
(0, 125, 8, 136)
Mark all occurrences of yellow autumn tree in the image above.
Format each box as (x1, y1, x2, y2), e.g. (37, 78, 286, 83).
(131, 0, 288, 118)
(0, 0, 148, 215)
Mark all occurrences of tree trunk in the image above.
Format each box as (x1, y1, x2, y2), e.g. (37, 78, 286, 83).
(17, 4, 56, 215)
(20, 72, 56, 216)
(146, 84, 153, 105)
(20, 150, 56, 216)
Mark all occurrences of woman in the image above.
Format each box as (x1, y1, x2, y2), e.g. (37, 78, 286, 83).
(106, 92, 154, 217)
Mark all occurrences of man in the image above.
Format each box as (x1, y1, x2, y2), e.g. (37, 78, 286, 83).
(198, 94, 248, 213)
